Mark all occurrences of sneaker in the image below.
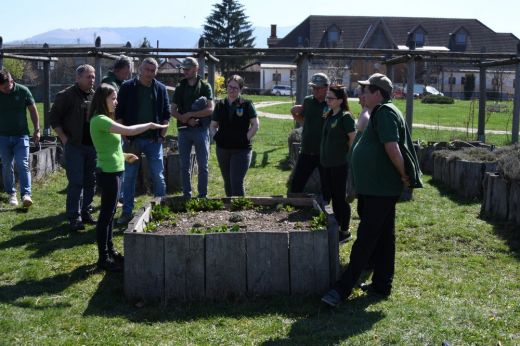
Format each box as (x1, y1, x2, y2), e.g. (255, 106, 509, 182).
(321, 289, 342, 307)
(359, 282, 391, 298)
(339, 231, 353, 244)
(69, 219, 85, 232)
(8, 194, 19, 207)
(116, 213, 133, 225)
(97, 258, 123, 273)
(81, 212, 97, 225)
(22, 195, 33, 208)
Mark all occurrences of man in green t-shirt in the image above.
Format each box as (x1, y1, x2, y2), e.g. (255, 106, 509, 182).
(172, 57, 214, 198)
(322, 73, 419, 307)
(0, 69, 40, 208)
(289, 73, 330, 204)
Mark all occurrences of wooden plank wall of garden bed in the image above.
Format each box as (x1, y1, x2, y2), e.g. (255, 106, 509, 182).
(124, 197, 338, 303)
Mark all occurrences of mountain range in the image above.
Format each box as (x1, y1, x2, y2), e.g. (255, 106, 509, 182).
(7, 26, 293, 48)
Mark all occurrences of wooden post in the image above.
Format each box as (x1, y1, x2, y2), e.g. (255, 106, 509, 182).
(511, 43, 520, 144)
(43, 55, 51, 134)
(94, 36, 102, 86)
(386, 64, 394, 82)
(197, 37, 206, 79)
(0, 36, 3, 69)
(405, 57, 416, 134)
(296, 53, 309, 105)
(208, 59, 216, 98)
(478, 66, 487, 142)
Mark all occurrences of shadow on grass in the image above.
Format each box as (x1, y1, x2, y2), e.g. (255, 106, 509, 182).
(490, 222, 520, 261)
(0, 264, 96, 309)
(427, 179, 480, 206)
(83, 276, 383, 344)
(0, 218, 96, 258)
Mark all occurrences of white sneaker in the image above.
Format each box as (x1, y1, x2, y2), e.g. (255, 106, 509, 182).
(8, 194, 19, 206)
(22, 195, 33, 208)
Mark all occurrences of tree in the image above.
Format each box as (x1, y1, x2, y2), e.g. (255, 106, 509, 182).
(203, 0, 255, 77)
(3, 58, 25, 80)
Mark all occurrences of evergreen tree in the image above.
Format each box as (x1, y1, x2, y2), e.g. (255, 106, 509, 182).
(203, 0, 255, 77)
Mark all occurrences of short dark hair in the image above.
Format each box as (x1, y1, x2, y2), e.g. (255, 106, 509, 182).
(88, 83, 116, 120)
(227, 74, 244, 89)
(113, 55, 132, 71)
(367, 85, 390, 100)
(0, 68, 12, 85)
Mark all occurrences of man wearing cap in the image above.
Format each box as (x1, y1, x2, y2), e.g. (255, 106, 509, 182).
(115, 57, 171, 224)
(0, 68, 40, 208)
(172, 57, 214, 198)
(321, 73, 422, 307)
(289, 73, 331, 207)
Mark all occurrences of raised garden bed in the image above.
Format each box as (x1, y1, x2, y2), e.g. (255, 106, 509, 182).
(124, 196, 340, 304)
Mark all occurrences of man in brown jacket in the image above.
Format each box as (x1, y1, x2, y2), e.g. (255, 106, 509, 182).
(50, 64, 96, 231)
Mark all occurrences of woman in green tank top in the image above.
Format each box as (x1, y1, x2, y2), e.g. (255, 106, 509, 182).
(89, 84, 168, 272)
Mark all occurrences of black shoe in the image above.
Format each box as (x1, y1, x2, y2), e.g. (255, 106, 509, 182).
(321, 289, 342, 307)
(109, 250, 124, 264)
(69, 220, 85, 231)
(81, 212, 97, 225)
(359, 282, 391, 298)
(97, 258, 123, 272)
(339, 231, 352, 244)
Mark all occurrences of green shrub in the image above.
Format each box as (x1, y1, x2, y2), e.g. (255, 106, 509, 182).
(230, 197, 254, 211)
(421, 95, 454, 104)
(310, 212, 327, 231)
(185, 198, 225, 212)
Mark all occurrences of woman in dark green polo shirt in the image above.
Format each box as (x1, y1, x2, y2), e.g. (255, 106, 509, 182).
(89, 84, 168, 272)
(320, 85, 356, 242)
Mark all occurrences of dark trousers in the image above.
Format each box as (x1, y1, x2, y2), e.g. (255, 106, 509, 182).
(334, 194, 399, 297)
(216, 147, 252, 197)
(64, 143, 97, 221)
(323, 164, 351, 233)
(290, 153, 330, 201)
(96, 171, 122, 261)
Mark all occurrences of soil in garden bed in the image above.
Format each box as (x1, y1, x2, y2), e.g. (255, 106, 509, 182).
(154, 206, 319, 235)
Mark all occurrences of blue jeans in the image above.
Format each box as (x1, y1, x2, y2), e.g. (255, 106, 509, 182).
(178, 128, 209, 198)
(122, 138, 165, 215)
(0, 135, 31, 197)
(216, 147, 251, 196)
(64, 143, 97, 221)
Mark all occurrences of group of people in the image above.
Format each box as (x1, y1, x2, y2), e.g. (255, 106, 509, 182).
(287, 72, 422, 306)
(0, 55, 260, 272)
(1, 57, 421, 303)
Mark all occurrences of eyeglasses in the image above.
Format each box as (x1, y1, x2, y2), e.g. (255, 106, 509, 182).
(227, 85, 240, 91)
(325, 96, 338, 100)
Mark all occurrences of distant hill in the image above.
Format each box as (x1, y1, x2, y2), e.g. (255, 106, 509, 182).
(7, 26, 293, 48)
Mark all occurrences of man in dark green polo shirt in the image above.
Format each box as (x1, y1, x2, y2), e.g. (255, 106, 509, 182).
(289, 73, 330, 203)
(0, 68, 40, 208)
(322, 73, 422, 307)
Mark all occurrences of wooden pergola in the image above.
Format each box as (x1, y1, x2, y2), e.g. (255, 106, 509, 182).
(1, 36, 519, 143)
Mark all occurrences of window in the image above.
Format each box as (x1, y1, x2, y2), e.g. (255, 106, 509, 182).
(415, 32, 424, 47)
(326, 25, 341, 48)
(456, 32, 466, 44)
(272, 73, 281, 82)
(461, 77, 466, 85)
(297, 36, 304, 47)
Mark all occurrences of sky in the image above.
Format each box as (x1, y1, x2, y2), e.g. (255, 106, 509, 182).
(2, 0, 519, 42)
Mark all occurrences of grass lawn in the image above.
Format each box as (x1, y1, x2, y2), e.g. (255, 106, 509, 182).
(258, 99, 516, 133)
(1, 115, 519, 344)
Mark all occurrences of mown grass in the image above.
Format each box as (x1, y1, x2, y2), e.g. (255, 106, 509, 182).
(258, 99, 516, 132)
(3, 100, 518, 344)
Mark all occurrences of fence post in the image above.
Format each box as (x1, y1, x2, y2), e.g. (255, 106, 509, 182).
(478, 66, 487, 142)
(296, 53, 309, 105)
(43, 43, 51, 134)
(208, 59, 216, 97)
(197, 37, 206, 79)
(512, 43, 520, 144)
(0, 36, 3, 70)
(405, 55, 416, 134)
(95, 36, 102, 86)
